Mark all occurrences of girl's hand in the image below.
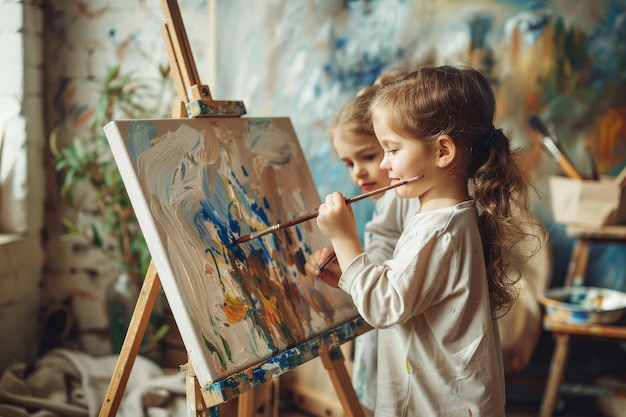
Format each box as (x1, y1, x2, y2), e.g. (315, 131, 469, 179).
(316, 192, 364, 275)
(304, 247, 341, 287)
(317, 192, 358, 241)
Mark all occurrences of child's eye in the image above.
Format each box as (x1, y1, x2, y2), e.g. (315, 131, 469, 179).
(363, 153, 380, 162)
(343, 161, 354, 168)
(385, 149, 398, 155)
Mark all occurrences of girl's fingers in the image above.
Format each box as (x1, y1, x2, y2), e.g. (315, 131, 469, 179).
(304, 262, 320, 277)
(332, 191, 344, 204)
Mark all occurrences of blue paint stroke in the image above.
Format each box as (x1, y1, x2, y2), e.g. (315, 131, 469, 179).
(247, 119, 294, 166)
(195, 199, 229, 244)
(128, 121, 157, 163)
(469, 14, 493, 50)
(229, 168, 272, 232)
(201, 317, 369, 402)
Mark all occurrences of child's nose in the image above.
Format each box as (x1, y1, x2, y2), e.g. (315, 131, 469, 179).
(380, 155, 390, 171)
(353, 164, 367, 178)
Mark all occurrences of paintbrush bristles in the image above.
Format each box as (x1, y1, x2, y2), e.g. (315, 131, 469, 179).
(234, 174, 424, 244)
(235, 224, 280, 244)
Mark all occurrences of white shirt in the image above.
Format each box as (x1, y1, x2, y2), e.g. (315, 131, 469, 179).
(351, 191, 420, 411)
(364, 191, 421, 264)
(340, 200, 505, 417)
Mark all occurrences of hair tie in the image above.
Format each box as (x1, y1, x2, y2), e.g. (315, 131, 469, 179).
(483, 125, 496, 148)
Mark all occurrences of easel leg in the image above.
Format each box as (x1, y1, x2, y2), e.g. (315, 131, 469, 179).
(321, 348, 365, 417)
(186, 362, 211, 417)
(237, 389, 255, 417)
(234, 379, 279, 417)
(98, 262, 161, 417)
(564, 239, 590, 287)
(539, 333, 571, 417)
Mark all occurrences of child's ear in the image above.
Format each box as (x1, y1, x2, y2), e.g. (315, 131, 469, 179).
(435, 135, 456, 168)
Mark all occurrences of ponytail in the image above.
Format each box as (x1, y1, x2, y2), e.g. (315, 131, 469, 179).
(473, 129, 544, 315)
(370, 65, 546, 315)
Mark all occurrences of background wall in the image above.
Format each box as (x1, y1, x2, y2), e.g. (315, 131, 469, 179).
(214, 0, 626, 291)
(0, 0, 45, 372)
(40, 0, 208, 359)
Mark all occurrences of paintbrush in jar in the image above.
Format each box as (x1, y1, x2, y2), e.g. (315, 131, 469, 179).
(529, 115, 584, 180)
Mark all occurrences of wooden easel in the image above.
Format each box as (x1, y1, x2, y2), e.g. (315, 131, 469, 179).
(98, 1, 368, 416)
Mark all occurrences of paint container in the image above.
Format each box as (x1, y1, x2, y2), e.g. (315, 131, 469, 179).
(540, 286, 626, 325)
(40, 302, 75, 352)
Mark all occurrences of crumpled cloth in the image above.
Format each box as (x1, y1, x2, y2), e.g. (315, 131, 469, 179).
(0, 348, 186, 417)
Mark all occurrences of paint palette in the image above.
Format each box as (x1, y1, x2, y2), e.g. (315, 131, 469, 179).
(540, 286, 626, 325)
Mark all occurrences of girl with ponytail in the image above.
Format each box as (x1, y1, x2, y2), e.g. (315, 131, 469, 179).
(312, 65, 545, 416)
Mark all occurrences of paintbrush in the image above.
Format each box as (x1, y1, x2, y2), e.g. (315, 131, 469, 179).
(234, 174, 425, 244)
(584, 143, 599, 181)
(529, 115, 584, 180)
(318, 253, 337, 272)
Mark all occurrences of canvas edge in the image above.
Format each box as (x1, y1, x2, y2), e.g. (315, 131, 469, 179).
(102, 120, 216, 385)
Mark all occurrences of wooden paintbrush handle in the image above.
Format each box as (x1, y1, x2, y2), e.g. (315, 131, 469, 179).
(556, 155, 584, 180)
(279, 211, 320, 229)
(235, 175, 424, 244)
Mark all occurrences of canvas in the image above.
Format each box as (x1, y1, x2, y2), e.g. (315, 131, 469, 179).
(103, 117, 359, 386)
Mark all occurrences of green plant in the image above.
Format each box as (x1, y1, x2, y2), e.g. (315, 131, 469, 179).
(50, 65, 171, 286)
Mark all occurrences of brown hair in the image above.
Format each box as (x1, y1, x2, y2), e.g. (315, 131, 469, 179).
(330, 68, 410, 143)
(371, 65, 545, 315)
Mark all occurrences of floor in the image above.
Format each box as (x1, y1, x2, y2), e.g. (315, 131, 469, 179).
(277, 332, 626, 417)
(278, 396, 616, 417)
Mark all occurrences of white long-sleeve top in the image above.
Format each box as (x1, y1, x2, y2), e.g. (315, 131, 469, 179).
(364, 190, 421, 264)
(340, 200, 505, 417)
(351, 191, 420, 411)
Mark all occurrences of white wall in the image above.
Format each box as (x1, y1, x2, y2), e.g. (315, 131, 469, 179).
(0, 0, 210, 372)
(40, 0, 209, 357)
(0, 0, 45, 371)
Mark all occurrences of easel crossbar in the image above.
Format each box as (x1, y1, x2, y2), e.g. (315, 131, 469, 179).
(199, 316, 372, 407)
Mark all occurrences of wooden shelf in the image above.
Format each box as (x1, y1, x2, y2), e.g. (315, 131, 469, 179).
(543, 317, 626, 339)
(566, 224, 626, 240)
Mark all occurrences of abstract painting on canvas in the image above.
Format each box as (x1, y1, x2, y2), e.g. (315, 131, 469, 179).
(103, 117, 359, 386)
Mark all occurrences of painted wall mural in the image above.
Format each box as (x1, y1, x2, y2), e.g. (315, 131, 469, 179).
(214, 0, 626, 291)
(104, 117, 358, 383)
